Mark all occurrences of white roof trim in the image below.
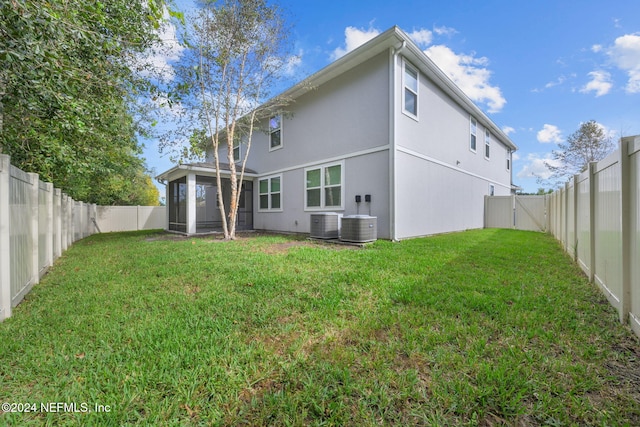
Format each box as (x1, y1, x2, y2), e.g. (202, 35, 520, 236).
(156, 164, 259, 182)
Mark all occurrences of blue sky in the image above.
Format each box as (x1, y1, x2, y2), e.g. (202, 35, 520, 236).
(144, 0, 640, 194)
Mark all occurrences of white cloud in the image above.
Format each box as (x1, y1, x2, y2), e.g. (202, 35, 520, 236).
(134, 8, 185, 81)
(512, 152, 520, 162)
(266, 50, 304, 77)
(502, 126, 515, 135)
(433, 25, 457, 37)
(407, 29, 433, 47)
(537, 124, 563, 144)
(544, 75, 569, 89)
(425, 45, 506, 113)
(606, 33, 640, 93)
(591, 44, 603, 53)
(283, 53, 303, 76)
(516, 153, 563, 180)
(330, 26, 381, 60)
(580, 70, 613, 97)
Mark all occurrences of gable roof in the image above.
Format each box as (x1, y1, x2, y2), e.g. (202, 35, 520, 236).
(267, 26, 517, 151)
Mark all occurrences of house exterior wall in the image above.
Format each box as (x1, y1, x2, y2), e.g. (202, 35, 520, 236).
(210, 52, 392, 238)
(212, 52, 390, 172)
(395, 151, 507, 238)
(196, 29, 516, 240)
(252, 150, 390, 238)
(393, 54, 512, 239)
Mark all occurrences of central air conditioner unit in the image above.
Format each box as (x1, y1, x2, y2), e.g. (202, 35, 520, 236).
(340, 215, 377, 243)
(310, 212, 339, 239)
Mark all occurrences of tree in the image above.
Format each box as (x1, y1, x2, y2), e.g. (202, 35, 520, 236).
(0, 0, 167, 204)
(170, 0, 292, 239)
(543, 120, 615, 186)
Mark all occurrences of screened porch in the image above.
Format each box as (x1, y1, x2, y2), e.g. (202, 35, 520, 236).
(157, 163, 256, 235)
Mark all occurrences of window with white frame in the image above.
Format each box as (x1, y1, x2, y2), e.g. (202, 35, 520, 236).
(403, 63, 418, 118)
(259, 175, 281, 211)
(269, 115, 282, 150)
(485, 129, 491, 159)
(470, 117, 477, 152)
(233, 139, 241, 162)
(305, 162, 343, 210)
(489, 184, 495, 196)
(506, 149, 511, 171)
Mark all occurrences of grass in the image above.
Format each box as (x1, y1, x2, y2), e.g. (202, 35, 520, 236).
(0, 228, 639, 426)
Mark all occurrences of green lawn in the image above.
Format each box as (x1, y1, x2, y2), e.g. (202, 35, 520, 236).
(1, 229, 639, 426)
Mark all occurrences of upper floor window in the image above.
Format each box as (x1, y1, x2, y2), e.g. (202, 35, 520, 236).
(305, 162, 343, 210)
(470, 117, 477, 152)
(259, 175, 282, 211)
(485, 129, 491, 159)
(403, 63, 418, 118)
(233, 139, 241, 162)
(269, 115, 282, 151)
(506, 149, 511, 171)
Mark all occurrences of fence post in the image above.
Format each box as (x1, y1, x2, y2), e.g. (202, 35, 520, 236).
(564, 182, 570, 253)
(620, 138, 632, 325)
(54, 189, 61, 259)
(91, 204, 97, 235)
(572, 175, 579, 260)
(0, 154, 11, 320)
(69, 198, 75, 244)
(588, 162, 597, 283)
(78, 201, 84, 239)
(544, 194, 549, 233)
(61, 194, 67, 251)
(68, 197, 73, 246)
(45, 182, 53, 270)
(28, 173, 40, 286)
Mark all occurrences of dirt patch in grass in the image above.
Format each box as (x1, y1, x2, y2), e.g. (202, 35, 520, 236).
(602, 336, 640, 411)
(259, 237, 363, 254)
(144, 232, 190, 241)
(145, 231, 362, 254)
(262, 240, 317, 254)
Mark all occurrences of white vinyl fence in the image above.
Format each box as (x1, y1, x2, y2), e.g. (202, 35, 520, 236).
(95, 206, 165, 233)
(0, 154, 166, 321)
(485, 195, 547, 232)
(548, 135, 639, 336)
(486, 135, 640, 338)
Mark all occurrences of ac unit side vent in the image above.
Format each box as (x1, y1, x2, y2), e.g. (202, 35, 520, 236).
(340, 215, 377, 243)
(310, 213, 339, 239)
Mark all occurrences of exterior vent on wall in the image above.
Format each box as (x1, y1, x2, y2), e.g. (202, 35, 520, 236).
(340, 215, 377, 243)
(310, 213, 339, 239)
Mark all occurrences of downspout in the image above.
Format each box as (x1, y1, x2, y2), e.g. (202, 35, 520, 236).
(389, 39, 405, 241)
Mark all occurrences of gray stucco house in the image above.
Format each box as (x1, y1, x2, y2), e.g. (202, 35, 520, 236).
(157, 26, 518, 240)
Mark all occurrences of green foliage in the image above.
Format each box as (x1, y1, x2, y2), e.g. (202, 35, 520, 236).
(0, 0, 166, 204)
(1, 229, 638, 425)
(165, 0, 293, 238)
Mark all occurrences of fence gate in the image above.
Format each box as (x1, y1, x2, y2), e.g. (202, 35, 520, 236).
(485, 195, 547, 232)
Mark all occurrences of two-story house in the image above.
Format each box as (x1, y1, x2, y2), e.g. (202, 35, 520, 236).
(157, 26, 517, 240)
